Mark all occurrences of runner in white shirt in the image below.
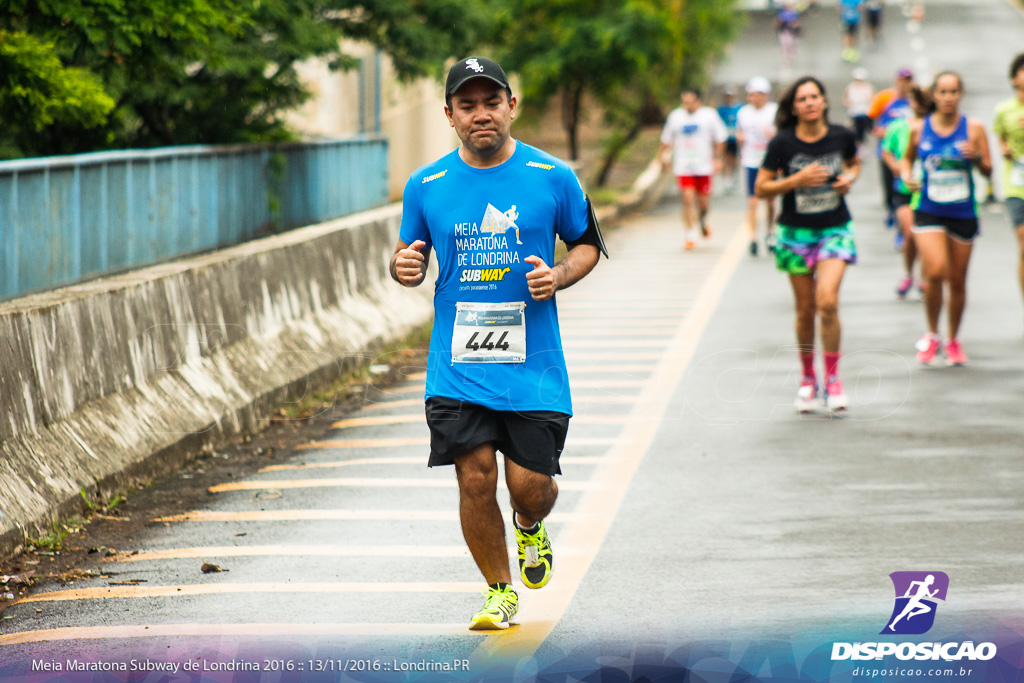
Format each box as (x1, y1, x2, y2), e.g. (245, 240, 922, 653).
(844, 67, 875, 148)
(736, 76, 779, 256)
(659, 88, 728, 250)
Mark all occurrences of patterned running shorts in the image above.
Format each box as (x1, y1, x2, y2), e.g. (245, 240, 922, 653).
(774, 222, 858, 275)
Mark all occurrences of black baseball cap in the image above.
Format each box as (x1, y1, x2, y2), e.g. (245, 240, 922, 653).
(445, 57, 511, 98)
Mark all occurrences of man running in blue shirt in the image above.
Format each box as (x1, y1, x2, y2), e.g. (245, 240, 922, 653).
(718, 88, 743, 193)
(839, 0, 864, 62)
(391, 57, 604, 630)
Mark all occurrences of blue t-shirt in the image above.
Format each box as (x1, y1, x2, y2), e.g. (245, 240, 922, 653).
(777, 8, 800, 31)
(717, 104, 741, 138)
(400, 142, 588, 414)
(874, 96, 912, 156)
(840, 0, 863, 23)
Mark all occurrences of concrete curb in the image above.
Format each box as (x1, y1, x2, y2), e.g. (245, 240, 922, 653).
(0, 205, 433, 562)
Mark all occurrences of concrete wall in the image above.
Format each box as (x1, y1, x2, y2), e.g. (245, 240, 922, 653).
(0, 204, 433, 561)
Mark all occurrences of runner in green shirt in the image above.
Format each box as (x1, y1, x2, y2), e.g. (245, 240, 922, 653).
(993, 52, 1024, 322)
(882, 85, 932, 299)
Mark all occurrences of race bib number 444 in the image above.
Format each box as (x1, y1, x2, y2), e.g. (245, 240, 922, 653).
(451, 301, 527, 363)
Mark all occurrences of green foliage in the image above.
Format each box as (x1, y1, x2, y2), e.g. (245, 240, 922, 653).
(27, 518, 84, 552)
(326, 0, 493, 81)
(489, 0, 743, 178)
(1, 0, 252, 155)
(265, 151, 287, 231)
(0, 0, 491, 157)
(0, 30, 114, 157)
(79, 488, 98, 513)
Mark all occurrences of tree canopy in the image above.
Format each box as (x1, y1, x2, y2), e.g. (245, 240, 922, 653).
(489, 0, 742, 183)
(0, 0, 742, 173)
(0, 0, 491, 157)
(0, 29, 114, 157)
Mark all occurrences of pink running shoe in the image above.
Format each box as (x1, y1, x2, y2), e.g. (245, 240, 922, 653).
(794, 377, 819, 413)
(944, 338, 968, 366)
(915, 334, 941, 365)
(896, 276, 913, 299)
(824, 376, 848, 411)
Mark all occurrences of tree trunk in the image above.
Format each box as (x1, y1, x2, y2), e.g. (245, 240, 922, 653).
(595, 118, 643, 187)
(561, 85, 583, 161)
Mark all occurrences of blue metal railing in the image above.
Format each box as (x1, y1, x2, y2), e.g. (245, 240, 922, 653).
(0, 137, 388, 299)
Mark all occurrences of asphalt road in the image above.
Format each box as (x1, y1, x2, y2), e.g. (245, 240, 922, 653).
(1, 1, 1022, 681)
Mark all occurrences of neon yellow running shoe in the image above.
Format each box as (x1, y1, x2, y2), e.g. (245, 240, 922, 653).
(515, 516, 553, 589)
(469, 583, 519, 630)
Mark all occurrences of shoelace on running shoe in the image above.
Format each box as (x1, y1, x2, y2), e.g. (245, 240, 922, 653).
(482, 586, 516, 615)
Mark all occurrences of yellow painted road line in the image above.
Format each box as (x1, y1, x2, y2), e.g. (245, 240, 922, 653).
(475, 218, 747, 659)
(153, 510, 585, 523)
(562, 329, 675, 338)
(558, 302, 690, 309)
(0, 623, 485, 645)
(558, 309, 688, 319)
(105, 543, 597, 565)
(360, 398, 424, 411)
(566, 364, 656, 374)
(563, 339, 667, 348)
(570, 395, 638, 404)
(207, 478, 605, 493)
(259, 453, 615, 473)
(331, 414, 424, 429)
(362, 379, 650, 401)
(296, 436, 620, 451)
(563, 319, 680, 328)
(104, 545, 471, 563)
(558, 309, 690, 318)
(260, 456, 425, 471)
(564, 352, 663, 361)
(570, 379, 646, 388)
(21, 582, 482, 604)
(372, 382, 426, 395)
(297, 437, 428, 450)
(331, 413, 624, 430)
(574, 415, 628, 424)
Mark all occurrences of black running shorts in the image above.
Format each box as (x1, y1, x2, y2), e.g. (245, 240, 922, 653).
(1007, 197, 1024, 228)
(892, 191, 913, 209)
(913, 210, 980, 242)
(425, 397, 569, 476)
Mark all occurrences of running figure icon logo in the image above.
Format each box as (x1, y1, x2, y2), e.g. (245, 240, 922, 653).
(881, 571, 949, 635)
(480, 203, 524, 244)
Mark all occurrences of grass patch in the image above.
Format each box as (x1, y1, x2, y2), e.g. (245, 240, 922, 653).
(27, 518, 86, 553)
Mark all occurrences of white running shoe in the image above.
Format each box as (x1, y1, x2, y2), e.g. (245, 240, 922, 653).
(794, 378, 819, 413)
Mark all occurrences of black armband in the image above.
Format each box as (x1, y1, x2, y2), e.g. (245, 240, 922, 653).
(564, 196, 609, 258)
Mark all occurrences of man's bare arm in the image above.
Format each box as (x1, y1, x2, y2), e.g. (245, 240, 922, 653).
(524, 244, 600, 302)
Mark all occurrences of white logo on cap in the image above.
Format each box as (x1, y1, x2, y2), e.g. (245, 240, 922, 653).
(465, 58, 484, 73)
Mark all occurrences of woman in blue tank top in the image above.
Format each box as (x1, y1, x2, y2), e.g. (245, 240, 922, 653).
(902, 71, 992, 366)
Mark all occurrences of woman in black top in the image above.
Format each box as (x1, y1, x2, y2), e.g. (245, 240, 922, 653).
(755, 76, 861, 413)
